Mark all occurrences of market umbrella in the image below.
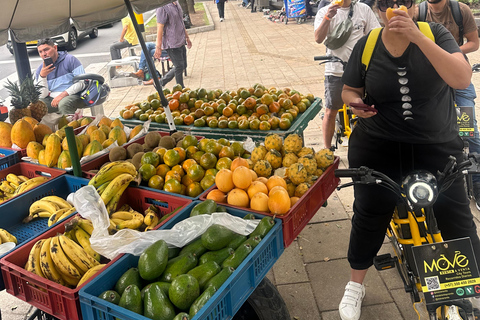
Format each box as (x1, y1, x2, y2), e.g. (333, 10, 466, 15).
(1, 0, 176, 131)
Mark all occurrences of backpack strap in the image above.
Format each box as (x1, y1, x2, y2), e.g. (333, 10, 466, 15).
(449, 0, 464, 45)
(418, 21, 435, 42)
(418, 1, 428, 22)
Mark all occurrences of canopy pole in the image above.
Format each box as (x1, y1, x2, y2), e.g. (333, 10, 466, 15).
(123, 0, 177, 134)
(10, 30, 31, 83)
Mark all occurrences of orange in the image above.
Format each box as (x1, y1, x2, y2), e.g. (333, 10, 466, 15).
(182, 159, 198, 172)
(186, 145, 199, 159)
(199, 152, 218, 170)
(139, 163, 156, 182)
(250, 192, 269, 212)
(215, 169, 234, 193)
(182, 174, 195, 187)
(169, 99, 180, 111)
(148, 175, 165, 190)
(200, 174, 216, 190)
(164, 179, 182, 193)
(171, 164, 185, 177)
(173, 147, 186, 163)
(163, 149, 180, 167)
(156, 164, 170, 178)
(227, 188, 250, 207)
(205, 168, 219, 177)
(216, 157, 233, 171)
(165, 170, 182, 182)
(386, 5, 408, 20)
(186, 182, 203, 198)
(218, 146, 235, 160)
(187, 164, 205, 182)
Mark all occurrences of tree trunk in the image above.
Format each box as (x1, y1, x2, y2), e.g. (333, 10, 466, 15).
(187, 0, 196, 14)
(179, 0, 190, 15)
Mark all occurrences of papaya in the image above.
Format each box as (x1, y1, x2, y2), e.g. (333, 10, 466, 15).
(98, 116, 112, 127)
(44, 133, 62, 167)
(61, 136, 83, 157)
(33, 123, 52, 143)
(110, 117, 124, 129)
(80, 117, 93, 127)
(83, 140, 103, 157)
(77, 134, 90, 149)
(57, 150, 72, 169)
(129, 124, 143, 141)
(26, 141, 44, 160)
(102, 138, 116, 149)
(38, 149, 46, 165)
(0, 122, 12, 147)
(11, 119, 35, 149)
(89, 129, 107, 144)
(109, 126, 127, 146)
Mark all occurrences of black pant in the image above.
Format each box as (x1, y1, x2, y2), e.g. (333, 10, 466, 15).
(347, 127, 480, 270)
(163, 46, 187, 88)
(251, 0, 255, 11)
(217, 0, 225, 18)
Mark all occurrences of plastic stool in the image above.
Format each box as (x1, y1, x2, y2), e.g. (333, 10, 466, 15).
(90, 104, 104, 116)
(106, 56, 140, 80)
(128, 44, 141, 56)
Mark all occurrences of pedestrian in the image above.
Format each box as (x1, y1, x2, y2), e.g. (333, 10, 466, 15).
(154, 1, 192, 89)
(306, 0, 314, 18)
(130, 42, 160, 82)
(314, 0, 380, 150)
(216, 0, 226, 21)
(339, 2, 480, 320)
(35, 38, 86, 115)
(416, 0, 480, 212)
(109, 16, 139, 61)
(251, 0, 256, 12)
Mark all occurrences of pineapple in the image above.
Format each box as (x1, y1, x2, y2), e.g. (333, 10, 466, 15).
(4, 79, 31, 124)
(23, 75, 47, 122)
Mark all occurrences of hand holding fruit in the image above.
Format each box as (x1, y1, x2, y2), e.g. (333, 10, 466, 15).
(386, 6, 425, 44)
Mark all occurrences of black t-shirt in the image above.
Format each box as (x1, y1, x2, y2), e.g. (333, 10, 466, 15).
(342, 22, 462, 144)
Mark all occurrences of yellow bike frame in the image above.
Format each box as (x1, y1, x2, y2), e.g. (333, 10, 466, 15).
(337, 104, 356, 138)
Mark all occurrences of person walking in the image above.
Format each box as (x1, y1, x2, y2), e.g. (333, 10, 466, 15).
(154, 1, 192, 88)
(314, 0, 380, 150)
(416, 0, 480, 211)
(109, 16, 139, 61)
(216, 0, 226, 21)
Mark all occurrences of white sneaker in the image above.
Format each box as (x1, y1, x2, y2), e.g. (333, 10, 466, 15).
(220, 18, 224, 22)
(339, 281, 365, 320)
(446, 305, 463, 320)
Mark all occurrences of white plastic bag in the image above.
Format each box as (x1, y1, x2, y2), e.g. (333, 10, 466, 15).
(72, 186, 259, 260)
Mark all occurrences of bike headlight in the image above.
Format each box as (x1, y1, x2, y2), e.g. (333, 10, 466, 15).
(402, 170, 438, 208)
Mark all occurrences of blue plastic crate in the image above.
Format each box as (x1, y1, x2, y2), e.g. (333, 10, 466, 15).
(0, 175, 89, 290)
(0, 148, 19, 170)
(79, 202, 284, 320)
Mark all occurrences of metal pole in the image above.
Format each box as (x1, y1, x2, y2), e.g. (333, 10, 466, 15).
(10, 30, 31, 83)
(123, 0, 177, 134)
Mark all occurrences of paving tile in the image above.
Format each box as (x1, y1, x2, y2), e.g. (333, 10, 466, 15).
(276, 282, 321, 320)
(272, 240, 309, 285)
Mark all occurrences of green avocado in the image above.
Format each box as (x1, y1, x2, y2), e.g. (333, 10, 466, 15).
(159, 253, 198, 283)
(98, 290, 121, 305)
(115, 267, 143, 296)
(187, 261, 221, 291)
(138, 239, 169, 281)
(201, 224, 237, 251)
(144, 282, 176, 320)
(189, 286, 217, 318)
(168, 274, 200, 310)
(199, 247, 234, 266)
(204, 266, 235, 291)
(118, 284, 143, 316)
(179, 237, 208, 257)
(190, 200, 217, 217)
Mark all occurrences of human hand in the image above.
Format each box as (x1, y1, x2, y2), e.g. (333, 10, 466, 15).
(349, 99, 377, 118)
(387, 9, 424, 43)
(51, 92, 68, 108)
(325, 4, 340, 19)
(39, 63, 55, 78)
(186, 39, 192, 49)
(153, 47, 162, 59)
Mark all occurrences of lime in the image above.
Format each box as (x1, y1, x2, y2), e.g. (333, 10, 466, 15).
(148, 175, 165, 190)
(141, 152, 160, 167)
(139, 164, 156, 182)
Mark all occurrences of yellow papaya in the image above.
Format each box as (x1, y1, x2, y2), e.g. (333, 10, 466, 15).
(45, 134, 62, 167)
(57, 150, 72, 169)
(90, 129, 107, 144)
(62, 136, 84, 158)
(102, 138, 116, 149)
(83, 140, 103, 157)
(26, 141, 44, 160)
(42, 134, 50, 147)
(11, 119, 35, 149)
(67, 120, 80, 129)
(80, 117, 93, 127)
(108, 126, 127, 146)
(98, 117, 112, 127)
(38, 149, 46, 165)
(77, 134, 90, 149)
(86, 125, 98, 136)
(129, 124, 143, 141)
(0, 122, 12, 148)
(110, 118, 124, 129)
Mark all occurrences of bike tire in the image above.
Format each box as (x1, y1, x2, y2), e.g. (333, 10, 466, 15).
(233, 277, 290, 320)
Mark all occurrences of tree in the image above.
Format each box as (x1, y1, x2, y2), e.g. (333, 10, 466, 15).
(187, 0, 196, 14)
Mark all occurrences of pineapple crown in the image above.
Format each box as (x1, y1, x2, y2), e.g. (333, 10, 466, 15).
(21, 74, 44, 103)
(4, 79, 29, 109)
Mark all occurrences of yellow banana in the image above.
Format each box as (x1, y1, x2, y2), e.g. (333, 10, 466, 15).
(8, 181, 18, 189)
(118, 204, 133, 212)
(58, 234, 99, 274)
(110, 211, 134, 220)
(74, 227, 101, 262)
(77, 218, 94, 236)
(6, 173, 23, 185)
(55, 207, 76, 224)
(143, 210, 158, 226)
(89, 161, 137, 188)
(18, 175, 29, 183)
(116, 212, 144, 230)
(76, 264, 106, 288)
(105, 191, 123, 215)
(41, 196, 72, 209)
(111, 218, 126, 225)
(28, 211, 52, 221)
(29, 200, 60, 216)
(0, 228, 17, 244)
(108, 219, 118, 234)
(96, 181, 110, 196)
(0, 181, 15, 194)
(39, 237, 65, 285)
(14, 177, 49, 195)
(47, 213, 58, 227)
(49, 236, 83, 279)
(100, 173, 134, 205)
(145, 215, 159, 231)
(25, 239, 46, 278)
(60, 272, 81, 288)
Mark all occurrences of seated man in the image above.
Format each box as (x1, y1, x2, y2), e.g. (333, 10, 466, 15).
(110, 16, 139, 61)
(35, 38, 86, 115)
(130, 42, 168, 85)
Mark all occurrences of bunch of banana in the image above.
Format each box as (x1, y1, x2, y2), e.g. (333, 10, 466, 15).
(88, 161, 138, 214)
(23, 196, 75, 224)
(110, 210, 144, 230)
(143, 205, 160, 231)
(25, 233, 102, 288)
(13, 176, 49, 195)
(0, 174, 29, 203)
(0, 228, 17, 244)
(64, 217, 101, 262)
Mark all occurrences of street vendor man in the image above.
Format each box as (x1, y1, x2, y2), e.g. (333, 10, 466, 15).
(35, 38, 86, 115)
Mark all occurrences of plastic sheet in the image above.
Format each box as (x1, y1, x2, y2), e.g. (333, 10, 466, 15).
(72, 186, 259, 260)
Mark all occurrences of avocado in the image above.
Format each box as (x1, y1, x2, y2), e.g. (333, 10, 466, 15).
(187, 261, 221, 291)
(173, 313, 190, 320)
(243, 213, 256, 220)
(168, 274, 200, 310)
(144, 282, 176, 320)
(190, 200, 217, 217)
(179, 238, 207, 258)
(118, 284, 143, 315)
(222, 243, 253, 269)
(249, 216, 275, 239)
(242, 235, 262, 250)
(204, 266, 235, 291)
(199, 247, 234, 266)
(140, 281, 171, 300)
(159, 253, 198, 283)
(189, 286, 217, 318)
(98, 290, 121, 305)
(201, 224, 237, 251)
(216, 205, 228, 212)
(138, 239, 169, 281)
(226, 233, 248, 250)
(115, 267, 143, 296)
(168, 246, 181, 259)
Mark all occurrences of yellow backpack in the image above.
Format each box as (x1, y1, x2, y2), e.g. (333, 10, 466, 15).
(361, 22, 435, 72)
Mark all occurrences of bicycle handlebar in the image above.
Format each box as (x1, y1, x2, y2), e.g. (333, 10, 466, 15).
(314, 55, 347, 67)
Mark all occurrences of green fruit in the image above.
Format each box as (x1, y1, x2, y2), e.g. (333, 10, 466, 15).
(118, 284, 143, 315)
(159, 253, 198, 283)
(189, 286, 217, 318)
(226, 234, 248, 250)
(179, 238, 208, 258)
(139, 163, 156, 182)
(140, 281, 171, 300)
(242, 235, 262, 250)
(141, 151, 160, 167)
(250, 216, 275, 239)
(173, 312, 190, 320)
(189, 199, 217, 217)
(186, 261, 221, 291)
(115, 268, 143, 296)
(204, 266, 235, 291)
(98, 290, 121, 305)
(201, 224, 237, 251)
(199, 247, 235, 266)
(144, 282, 176, 320)
(222, 243, 253, 269)
(169, 274, 200, 310)
(138, 239, 169, 281)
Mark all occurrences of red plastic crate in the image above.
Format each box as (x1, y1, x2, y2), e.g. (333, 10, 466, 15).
(81, 131, 204, 179)
(0, 186, 192, 320)
(3, 146, 27, 157)
(200, 156, 340, 248)
(0, 162, 66, 207)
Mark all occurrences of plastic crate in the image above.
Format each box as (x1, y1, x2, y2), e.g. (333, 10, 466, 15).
(3, 146, 27, 157)
(0, 162, 67, 208)
(0, 148, 19, 170)
(200, 156, 340, 248)
(0, 186, 192, 320)
(120, 98, 322, 143)
(0, 175, 89, 290)
(79, 203, 284, 320)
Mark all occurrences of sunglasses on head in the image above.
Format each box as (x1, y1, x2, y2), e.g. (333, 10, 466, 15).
(377, 0, 413, 11)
